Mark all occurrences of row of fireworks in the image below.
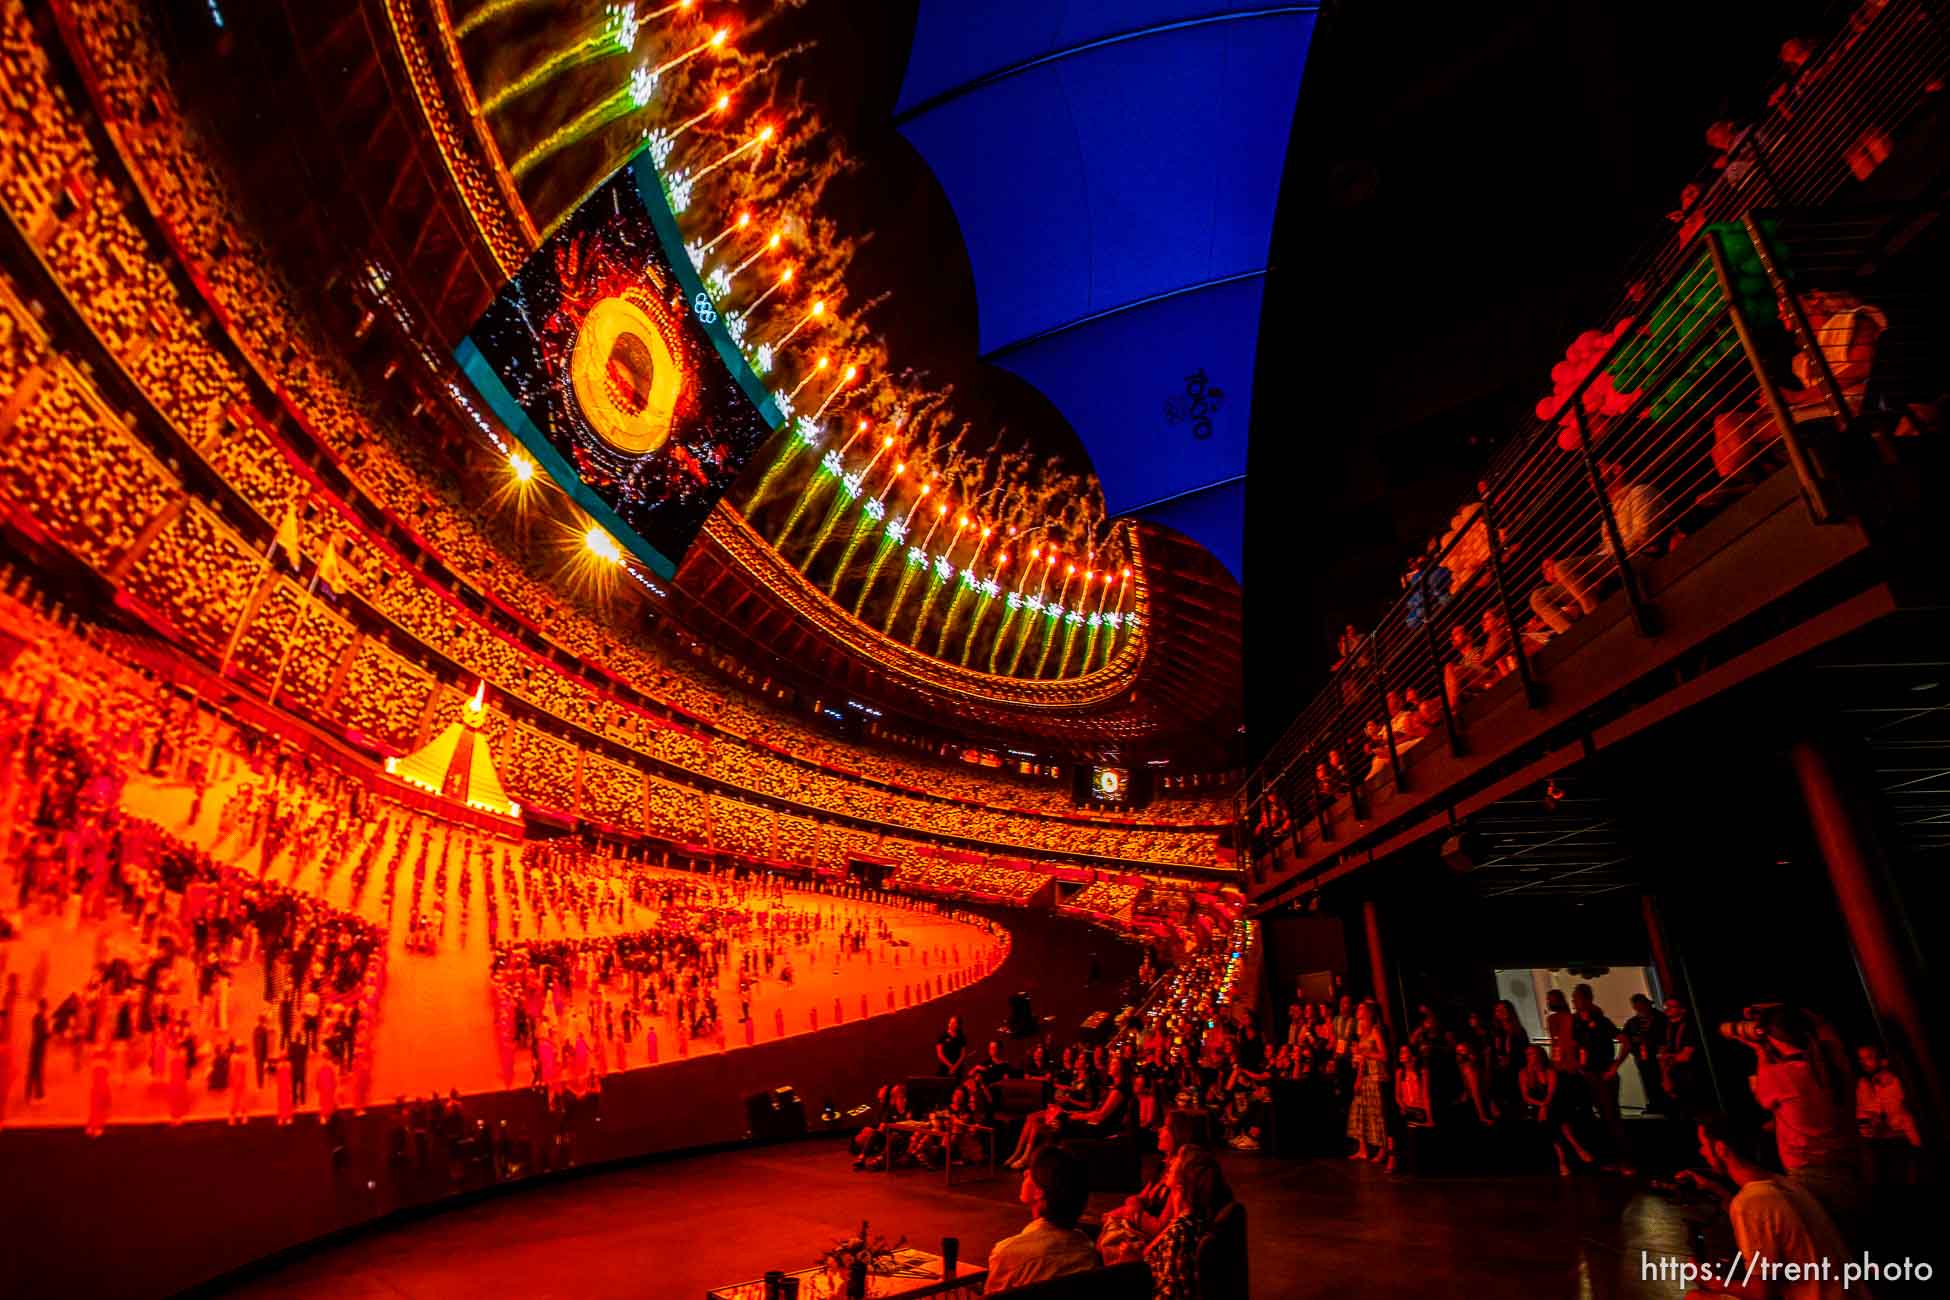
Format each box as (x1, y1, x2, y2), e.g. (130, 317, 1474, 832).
(475, 1, 1138, 671)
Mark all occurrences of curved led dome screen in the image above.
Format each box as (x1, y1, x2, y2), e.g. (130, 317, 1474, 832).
(456, 154, 783, 578)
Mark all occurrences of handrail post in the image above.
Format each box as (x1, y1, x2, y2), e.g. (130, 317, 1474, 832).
(1741, 215, 1857, 436)
(1734, 128, 1785, 206)
(1334, 658, 1370, 823)
(1371, 653, 1407, 794)
(1706, 228, 1836, 524)
(1476, 491, 1541, 708)
(1743, 212, 1898, 471)
(1311, 750, 1335, 841)
(1418, 602, 1465, 756)
(1570, 404, 1657, 637)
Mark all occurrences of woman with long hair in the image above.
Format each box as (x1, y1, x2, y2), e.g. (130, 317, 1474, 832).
(1487, 1000, 1528, 1119)
(1105, 1109, 1205, 1243)
(1144, 1145, 1235, 1300)
(1345, 1000, 1391, 1164)
(1005, 1055, 1132, 1169)
(1520, 1044, 1594, 1175)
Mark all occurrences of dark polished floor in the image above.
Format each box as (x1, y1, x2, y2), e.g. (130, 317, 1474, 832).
(208, 1136, 1696, 1300)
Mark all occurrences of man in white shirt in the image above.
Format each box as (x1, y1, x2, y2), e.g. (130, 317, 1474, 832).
(984, 1146, 1100, 1293)
(1681, 1115, 1864, 1300)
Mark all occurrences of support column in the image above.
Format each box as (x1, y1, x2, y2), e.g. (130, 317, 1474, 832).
(1363, 897, 1395, 1035)
(1640, 892, 1678, 1005)
(1789, 739, 1945, 1138)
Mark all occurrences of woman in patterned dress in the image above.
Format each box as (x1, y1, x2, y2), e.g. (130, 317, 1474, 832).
(1345, 1000, 1391, 1161)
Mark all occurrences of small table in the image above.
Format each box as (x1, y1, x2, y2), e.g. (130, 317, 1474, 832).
(945, 1123, 996, 1187)
(707, 1248, 986, 1299)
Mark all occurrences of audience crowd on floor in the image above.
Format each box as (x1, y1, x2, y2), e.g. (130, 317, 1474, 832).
(839, 920, 1257, 1297)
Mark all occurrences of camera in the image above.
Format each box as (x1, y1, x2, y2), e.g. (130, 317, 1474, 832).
(1717, 1002, 1784, 1045)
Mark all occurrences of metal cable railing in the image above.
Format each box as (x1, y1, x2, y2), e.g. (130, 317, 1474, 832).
(1246, 0, 1950, 871)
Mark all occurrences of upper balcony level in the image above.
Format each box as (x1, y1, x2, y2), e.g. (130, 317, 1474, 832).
(1244, 0, 1950, 906)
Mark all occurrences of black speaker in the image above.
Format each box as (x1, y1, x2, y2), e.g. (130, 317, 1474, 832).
(744, 1086, 807, 1142)
(1076, 1010, 1114, 1045)
(1007, 991, 1036, 1038)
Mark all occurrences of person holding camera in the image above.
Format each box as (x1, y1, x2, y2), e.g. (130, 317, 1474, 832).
(1615, 993, 1669, 1113)
(1723, 1004, 1862, 1225)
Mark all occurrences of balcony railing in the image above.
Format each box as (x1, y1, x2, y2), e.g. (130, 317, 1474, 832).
(1245, 0, 1949, 880)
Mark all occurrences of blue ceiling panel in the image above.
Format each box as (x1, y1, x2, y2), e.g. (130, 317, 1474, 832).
(895, 3, 1316, 581)
(989, 274, 1263, 519)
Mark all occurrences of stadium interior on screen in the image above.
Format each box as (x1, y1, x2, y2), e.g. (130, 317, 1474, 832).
(458, 156, 778, 575)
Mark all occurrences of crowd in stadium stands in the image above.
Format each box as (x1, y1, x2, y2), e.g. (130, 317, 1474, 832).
(1, 0, 1233, 871)
(1066, 880, 1140, 918)
(0, 260, 1213, 867)
(883, 852, 1049, 905)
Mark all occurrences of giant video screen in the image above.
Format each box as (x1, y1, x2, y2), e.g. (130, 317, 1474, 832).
(456, 154, 784, 577)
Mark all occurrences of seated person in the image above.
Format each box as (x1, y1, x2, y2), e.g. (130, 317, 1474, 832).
(1006, 1057, 1132, 1169)
(851, 1083, 915, 1170)
(1708, 289, 1886, 485)
(1530, 460, 1664, 635)
(1386, 690, 1426, 747)
(1444, 623, 1487, 713)
(1144, 1145, 1234, 1300)
(971, 1039, 1015, 1085)
(984, 1146, 1099, 1293)
(914, 1075, 997, 1170)
(1407, 688, 1445, 737)
(1103, 1110, 1204, 1247)
(1678, 1114, 1856, 1300)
